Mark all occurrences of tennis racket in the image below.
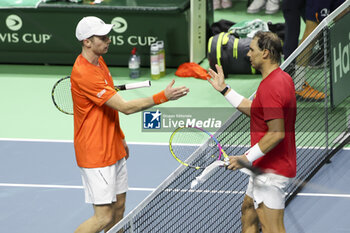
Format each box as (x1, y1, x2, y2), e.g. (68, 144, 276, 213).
(169, 125, 230, 170)
(169, 126, 259, 188)
(169, 126, 264, 184)
(51, 76, 151, 115)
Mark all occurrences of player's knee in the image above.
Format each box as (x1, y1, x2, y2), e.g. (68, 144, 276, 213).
(115, 194, 126, 213)
(241, 196, 259, 231)
(115, 203, 125, 216)
(95, 210, 114, 228)
(241, 196, 254, 214)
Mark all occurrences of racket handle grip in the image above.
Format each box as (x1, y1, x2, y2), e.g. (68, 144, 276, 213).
(223, 157, 230, 166)
(116, 80, 151, 91)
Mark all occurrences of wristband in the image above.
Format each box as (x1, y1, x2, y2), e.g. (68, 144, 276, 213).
(245, 143, 265, 163)
(153, 90, 168, 105)
(224, 89, 244, 108)
(220, 85, 230, 95)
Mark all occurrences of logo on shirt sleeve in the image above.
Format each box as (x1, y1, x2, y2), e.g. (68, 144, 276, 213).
(97, 89, 106, 98)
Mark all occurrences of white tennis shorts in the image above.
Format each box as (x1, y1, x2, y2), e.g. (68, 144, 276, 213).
(246, 172, 291, 209)
(80, 158, 128, 205)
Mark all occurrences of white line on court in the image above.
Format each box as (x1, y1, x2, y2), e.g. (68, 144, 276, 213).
(0, 183, 83, 189)
(0, 138, 73, 143)
(1, 183, 350, 198)
(296, 193, 350, 198)
(0, 138, 169, 146)
(0, 183, 156, 192)
(1, 138, 349, 150)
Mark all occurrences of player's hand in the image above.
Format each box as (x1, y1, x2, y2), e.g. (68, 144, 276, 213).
(226, 155, 249, 170)
(207, 64, 226, 92)
(164, 79, 189, 100)
(122, 139, 129, 160)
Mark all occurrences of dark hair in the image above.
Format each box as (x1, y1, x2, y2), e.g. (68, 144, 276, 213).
(253, 31, 282, 64)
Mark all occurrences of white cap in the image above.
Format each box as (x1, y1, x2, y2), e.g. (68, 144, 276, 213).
(75, 16, 113, 41)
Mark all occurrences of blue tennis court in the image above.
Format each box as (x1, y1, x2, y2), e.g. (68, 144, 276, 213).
(0, 139, 349, 233)
(0, 140, 176, 232)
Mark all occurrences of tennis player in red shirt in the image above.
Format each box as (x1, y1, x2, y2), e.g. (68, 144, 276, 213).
(72, 16, 189, 233)
(208, 31, 296, 233)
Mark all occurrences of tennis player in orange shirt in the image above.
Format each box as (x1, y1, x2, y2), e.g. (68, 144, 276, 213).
(71, 16, 189, 233)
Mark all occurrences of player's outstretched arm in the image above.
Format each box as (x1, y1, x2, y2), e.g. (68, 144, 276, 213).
(105, 79, 189, 115)
(207, 64, 227, 92)
(207, 64, 252, 116)
(164, 79, 189, 101)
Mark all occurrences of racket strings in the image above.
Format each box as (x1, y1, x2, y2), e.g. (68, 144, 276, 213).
(52, 77, 73, 114)
(170, 127, 222, 168)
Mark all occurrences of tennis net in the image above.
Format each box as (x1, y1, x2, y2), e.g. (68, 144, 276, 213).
(108, 2, 350, 232)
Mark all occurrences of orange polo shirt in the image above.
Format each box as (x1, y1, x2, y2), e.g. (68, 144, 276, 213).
(71, 54, 126, 168)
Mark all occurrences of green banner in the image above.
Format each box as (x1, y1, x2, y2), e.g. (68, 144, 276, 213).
(330, 12, 350, 107)
(0, 0, 41, 8)
(0, 0, 211, 67)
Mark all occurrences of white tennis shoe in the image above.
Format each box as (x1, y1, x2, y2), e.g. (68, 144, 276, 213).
(265, 0, 280, 14)
(247, 0, 266, 14)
